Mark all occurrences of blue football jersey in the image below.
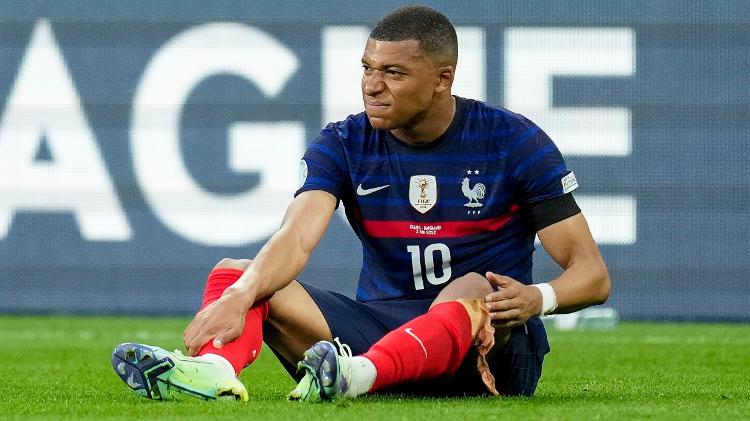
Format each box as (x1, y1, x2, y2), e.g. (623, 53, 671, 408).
(296, 97, 576, 302)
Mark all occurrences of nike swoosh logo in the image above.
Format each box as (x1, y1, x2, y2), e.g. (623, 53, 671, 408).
(126, 373, 141, 388)
(405, 328, 428, 358)
(356, 184, 390, 196)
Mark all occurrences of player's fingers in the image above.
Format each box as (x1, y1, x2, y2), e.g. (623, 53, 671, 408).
(183, 319, 198, 345)
(485, 272, 513, 288)
(185, 328, 200, 355)
(186, 337, 202, 356)
(185, 323, 212, 356)
(487, 298, 519, 313)
(485, 287, 518, 301)
(485, 287, 516, 303)
(187, 329, 214, 356)
(183, 314, 208, 345)
(214, 326, 240, 349)
(212, 337, 224, 349)
(491, 307, 520, 323)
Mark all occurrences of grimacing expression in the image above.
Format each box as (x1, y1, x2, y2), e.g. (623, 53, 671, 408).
(360, 38, 446, 131)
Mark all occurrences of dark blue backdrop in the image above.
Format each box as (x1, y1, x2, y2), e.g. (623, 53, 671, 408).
(0, 1, 747, 320)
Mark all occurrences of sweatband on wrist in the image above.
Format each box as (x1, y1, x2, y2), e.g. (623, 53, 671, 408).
(532, 283, 558, 316)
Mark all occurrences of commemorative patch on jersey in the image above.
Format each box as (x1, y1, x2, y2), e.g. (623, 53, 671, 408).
(298, 159, 308, 189)
(561, 171, 578, 194)
(409, 175, 437, 214)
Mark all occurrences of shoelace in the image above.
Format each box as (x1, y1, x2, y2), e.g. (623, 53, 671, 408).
(333, 337, 353, 358)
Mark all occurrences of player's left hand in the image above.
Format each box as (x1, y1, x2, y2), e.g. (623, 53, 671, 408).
(484, 271, 543, 327)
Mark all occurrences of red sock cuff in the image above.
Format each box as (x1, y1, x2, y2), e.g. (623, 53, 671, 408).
(201, 268, 245, 308)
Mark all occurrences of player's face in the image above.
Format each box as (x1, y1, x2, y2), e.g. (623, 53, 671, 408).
(361, 38, 447, 132)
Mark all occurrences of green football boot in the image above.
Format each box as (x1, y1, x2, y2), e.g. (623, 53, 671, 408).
(111, 342, 248, 401)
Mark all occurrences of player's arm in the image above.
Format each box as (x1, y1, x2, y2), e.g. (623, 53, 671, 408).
(536, 212, 611, 312)
(183, 190, 337, 355)
(486, 205, 611, 325)
(232, 189, 337, 300)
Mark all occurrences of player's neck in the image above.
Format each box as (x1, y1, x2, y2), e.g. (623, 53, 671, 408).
(390, 95, 456, 146)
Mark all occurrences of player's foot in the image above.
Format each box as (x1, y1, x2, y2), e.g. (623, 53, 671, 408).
(111, 343, 248, 402)
(288, 339, 373, 402)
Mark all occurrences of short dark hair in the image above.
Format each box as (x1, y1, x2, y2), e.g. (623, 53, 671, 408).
(370, 5, 458, 67)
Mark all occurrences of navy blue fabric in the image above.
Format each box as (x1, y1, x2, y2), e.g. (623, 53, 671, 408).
(296, 97, 574, 303)
(300, 281, 433, 355)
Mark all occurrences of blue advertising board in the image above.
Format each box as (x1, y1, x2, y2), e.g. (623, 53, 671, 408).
(0, 1, 748, 320)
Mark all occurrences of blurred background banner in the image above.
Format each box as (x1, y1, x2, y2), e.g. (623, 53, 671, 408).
(0, 1, 747, 319)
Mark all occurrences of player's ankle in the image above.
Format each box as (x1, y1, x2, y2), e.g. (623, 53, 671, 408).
(346, 356, 377, 397)
(198, 353, 237, 378)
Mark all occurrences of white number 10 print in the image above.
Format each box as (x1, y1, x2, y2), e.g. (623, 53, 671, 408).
(407, 243, 452, 290)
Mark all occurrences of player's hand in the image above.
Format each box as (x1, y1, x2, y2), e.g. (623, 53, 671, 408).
(484, 271, 543, 328)
(183, 288, 254, 356)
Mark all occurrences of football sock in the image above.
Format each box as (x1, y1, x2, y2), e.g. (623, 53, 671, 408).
(361, 301, 473, 392)
(196, 268, 269, 375)
(197, 352, 236, 378)
(344, 356, 378, 397)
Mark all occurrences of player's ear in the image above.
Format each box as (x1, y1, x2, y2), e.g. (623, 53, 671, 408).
(435, 65, 454, 93)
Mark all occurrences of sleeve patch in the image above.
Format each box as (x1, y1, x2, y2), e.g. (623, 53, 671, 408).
(561, 171, 578, 194)
(298, 159, 308, 189)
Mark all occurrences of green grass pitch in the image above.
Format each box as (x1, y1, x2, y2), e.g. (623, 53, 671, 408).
(0, 316, 748, 420)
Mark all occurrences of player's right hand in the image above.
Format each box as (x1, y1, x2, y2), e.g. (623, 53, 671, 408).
(182, 288, 255, 356)
(484, 271, 543, 328)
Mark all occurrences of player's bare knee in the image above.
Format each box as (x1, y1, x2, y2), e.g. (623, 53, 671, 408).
(213, 258, 253, 271)
(265, 281, 315, 335)
(460, 272, 494, 296)
(265, 281, 332, 363)
(432, 272, 493, 306)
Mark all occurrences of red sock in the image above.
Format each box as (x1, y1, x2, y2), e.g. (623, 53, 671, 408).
(196, 268, 269, 375)
(362, 301, 473, 392)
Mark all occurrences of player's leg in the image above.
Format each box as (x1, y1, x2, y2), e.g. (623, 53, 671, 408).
(290, 272, 501, 400)
(359, 272, 507, 394)
(112, 258, 333, 401)
(429, 273, 547, 396)
(194, 258, 332, 370)
(193, 258, 268, 374)
(111, 258, 257, 401)
(262, 279, 333, 367)
(404, 275, 547, 397)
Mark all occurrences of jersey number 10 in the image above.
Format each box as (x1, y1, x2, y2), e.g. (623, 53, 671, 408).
(407, 244, 452, 290)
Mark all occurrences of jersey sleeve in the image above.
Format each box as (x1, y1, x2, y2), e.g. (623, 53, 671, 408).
(507, 123, 581, 230)
(508, 123, 577, 204)
(294, 125, 349, 201)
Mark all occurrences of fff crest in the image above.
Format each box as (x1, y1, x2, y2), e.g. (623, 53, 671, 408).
(409, 175, 437, 214)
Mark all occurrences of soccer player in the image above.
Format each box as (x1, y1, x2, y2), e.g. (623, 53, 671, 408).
(112, 5, 610, 401)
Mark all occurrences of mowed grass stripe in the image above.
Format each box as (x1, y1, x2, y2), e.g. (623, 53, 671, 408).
(0, 316, 748, 420)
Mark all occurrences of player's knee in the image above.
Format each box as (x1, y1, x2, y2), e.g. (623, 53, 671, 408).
(265, 281, 300, 325)
(432, 272, 493, 306)
(213, 258, 253, 271)
(460, 272, 494, 297)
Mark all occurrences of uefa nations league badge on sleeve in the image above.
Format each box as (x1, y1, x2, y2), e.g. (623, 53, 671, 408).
(561, 172, 578, 194)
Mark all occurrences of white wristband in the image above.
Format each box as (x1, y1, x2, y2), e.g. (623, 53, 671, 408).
(532, 283, 558, 316)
